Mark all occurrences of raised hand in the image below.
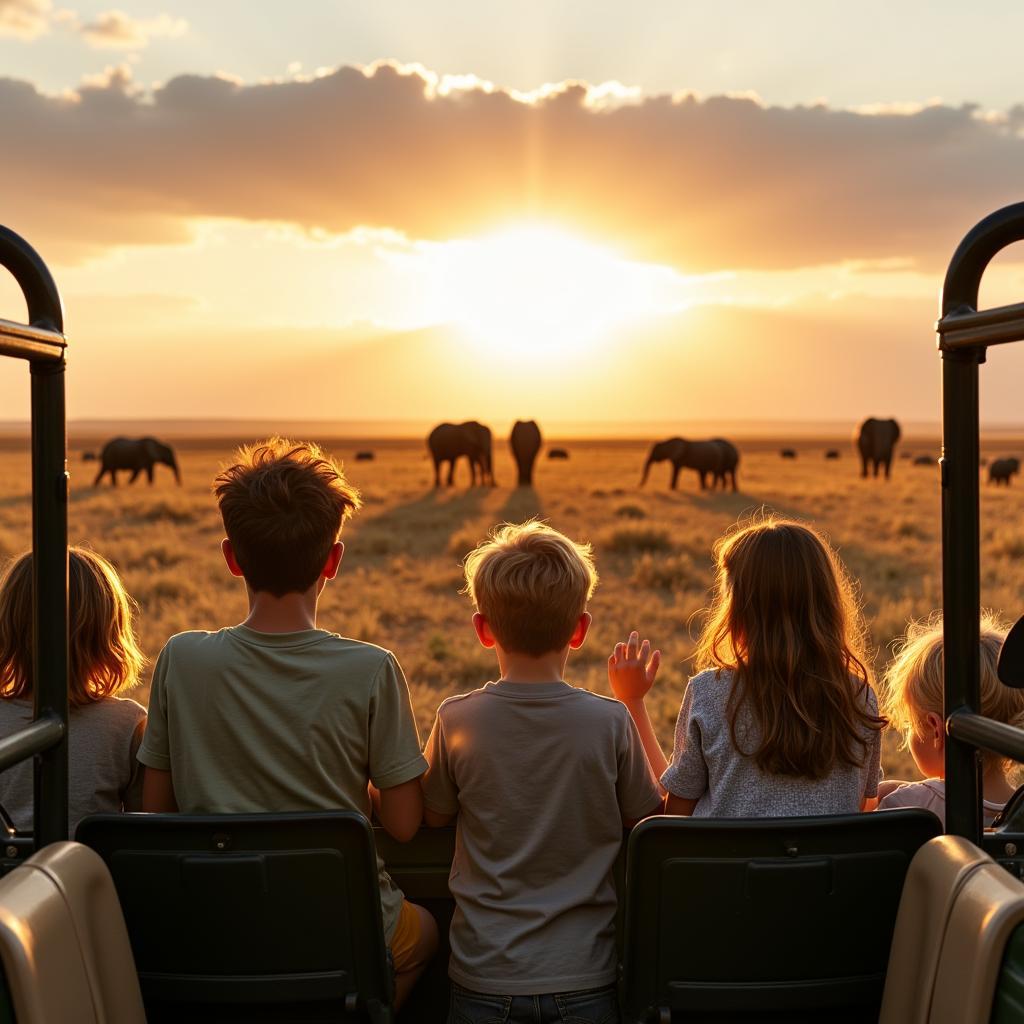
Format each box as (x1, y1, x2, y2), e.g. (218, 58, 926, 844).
(608, 630, 661, 702)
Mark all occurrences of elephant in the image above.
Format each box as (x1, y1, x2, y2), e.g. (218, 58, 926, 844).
(355, 451, 374, 461)
(510, 420, 542, 487)
(781, 449, 797, 459)
(989, 457, 1020, 486)
(914, 455, 935, 467)
(94, 437, 180, 487)
(427, 421, 494, 487)
(856, 418, 901, 479)
(547, 449, 569, 460)
(825, 450, 840, 460)
(640, 437, 739, 492)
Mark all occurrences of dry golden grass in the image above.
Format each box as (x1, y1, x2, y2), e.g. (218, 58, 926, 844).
(2, 433, 1023, 783)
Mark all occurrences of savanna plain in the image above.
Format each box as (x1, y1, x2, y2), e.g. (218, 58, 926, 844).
(3, 434, 1024, 781)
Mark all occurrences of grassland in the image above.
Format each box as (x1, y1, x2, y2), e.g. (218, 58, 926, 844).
(2, 433, 1023, 781)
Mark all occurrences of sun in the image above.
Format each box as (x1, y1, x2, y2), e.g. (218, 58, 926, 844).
(436, 224, 686, 358)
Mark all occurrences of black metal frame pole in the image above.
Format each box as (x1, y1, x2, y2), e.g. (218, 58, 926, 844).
(941, 349, 982, 840)
(938, 202, 1024, 841)
(29, 358, 68, 847)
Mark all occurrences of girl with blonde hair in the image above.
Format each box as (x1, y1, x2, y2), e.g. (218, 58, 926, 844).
(610, 516, 884, 816)
(878, 614, 1023, 826)
(0, 547, 147, 834)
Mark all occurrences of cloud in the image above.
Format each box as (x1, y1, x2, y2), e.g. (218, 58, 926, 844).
(2, 60, 1024, 271)
(76, 9, 186, 49)
(0, 0, 50, 39)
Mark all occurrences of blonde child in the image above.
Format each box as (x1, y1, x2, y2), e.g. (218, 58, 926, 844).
(878, 614, 1023, 826)
(422, 521, 660, 1023)
(0, 547, 147, 835)
(611, 517, 884, 816)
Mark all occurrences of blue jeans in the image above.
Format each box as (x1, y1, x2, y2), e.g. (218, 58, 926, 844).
(448, 982, 619, 1024)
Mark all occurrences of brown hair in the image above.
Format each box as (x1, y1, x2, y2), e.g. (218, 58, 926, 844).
(882, 613, 1024, 775)
(0, 547, 144, 707)
(694, 515, 883, 779)
(462, 520, 598, 657)
(214, 438, 361, 597)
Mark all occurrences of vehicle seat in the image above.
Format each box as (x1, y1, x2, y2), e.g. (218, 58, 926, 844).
(77, 812, 395, 1023)
(0, 841, 145, 1024)
(878, 834, 991, 1024)
(619, 810, 941, 1023)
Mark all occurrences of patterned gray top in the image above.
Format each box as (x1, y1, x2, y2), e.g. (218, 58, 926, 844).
(661, 668, 881, 817)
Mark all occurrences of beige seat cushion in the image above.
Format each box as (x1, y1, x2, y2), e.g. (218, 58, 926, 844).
(879, 835, 991, 1024)
(930, 859, 1024, 1024)
(0, 841, 145, 1024)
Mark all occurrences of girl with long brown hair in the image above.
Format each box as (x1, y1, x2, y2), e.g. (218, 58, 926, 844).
(0, 547, 147, 834)
(609, 516, 884, 816)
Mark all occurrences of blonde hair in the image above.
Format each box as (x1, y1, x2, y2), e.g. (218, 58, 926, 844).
(882, 613, 1024, 774)
(694, 515, 882, 779)
(462, 520, 598, 657)
(214, 438, 361, 596)
(0, 548, 144, 707)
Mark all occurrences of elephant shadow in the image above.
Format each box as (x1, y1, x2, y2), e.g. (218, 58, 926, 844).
(347, 488, 489, 561)
(496, 488, 544, 524)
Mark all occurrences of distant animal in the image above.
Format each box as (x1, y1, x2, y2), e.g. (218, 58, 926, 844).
(914, 455, 935, 467)
(81, 451, 97, 462)
(900, 451, 914, 460)
(640, 437, 739, 491)
(93, 437, 180, 487)
(989, 457, 1021, 486)
(547, 448, 569, 460)
(781, 449, 797, 459)
(510, 420, 542, 487)
(427, 421, 494, 487)
(824, 449, 840, 460)
(856, 417, 901, 479)
(355, 451, 374, 461)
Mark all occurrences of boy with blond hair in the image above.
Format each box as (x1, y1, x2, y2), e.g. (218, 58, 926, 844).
(422, 521, 661, 1023)
(138, 438, 436, 1007)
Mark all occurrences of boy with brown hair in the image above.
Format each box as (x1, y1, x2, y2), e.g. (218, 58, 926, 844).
(138, 438, 436, 1007)
(422, 521, 661, 1024)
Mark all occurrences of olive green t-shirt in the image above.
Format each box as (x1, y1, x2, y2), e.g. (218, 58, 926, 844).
(137, 626, 427, 940)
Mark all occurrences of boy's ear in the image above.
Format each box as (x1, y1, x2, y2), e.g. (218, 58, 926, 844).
(321, 541, 344, 580)
(473, 612, 497, 649)
(221, 539, 245, 578)
(568, 611, 592, 650)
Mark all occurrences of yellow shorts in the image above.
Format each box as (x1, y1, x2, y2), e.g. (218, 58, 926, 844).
(389, 900, 422, 973)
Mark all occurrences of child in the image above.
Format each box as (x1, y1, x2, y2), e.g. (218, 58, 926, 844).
(0, 547, 147, 835)
(136, 439, 436, 1008)
(610, 517, 884, 816)
(878, 614, 1023, 825)
(422, 521, 661, 1024)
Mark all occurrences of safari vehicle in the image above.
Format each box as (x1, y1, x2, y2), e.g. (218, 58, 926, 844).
(2, 207, 1024, 1023)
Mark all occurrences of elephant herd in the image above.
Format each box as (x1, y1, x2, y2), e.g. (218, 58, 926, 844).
(425, 416, 917, 491)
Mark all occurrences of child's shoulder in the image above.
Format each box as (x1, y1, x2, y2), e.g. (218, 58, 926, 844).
(878, 778, 945, 809)
(76, 695, 147, 730)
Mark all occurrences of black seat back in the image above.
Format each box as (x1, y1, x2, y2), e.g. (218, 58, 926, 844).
(620, 810, 941, 1024)
(77, 812, 393, 1023)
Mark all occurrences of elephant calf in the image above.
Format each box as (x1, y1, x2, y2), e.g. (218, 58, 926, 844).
(989, 457, 1021, 485)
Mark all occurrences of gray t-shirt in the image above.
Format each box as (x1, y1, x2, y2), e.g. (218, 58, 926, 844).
(0, 696, 146, 836)
(662, 668, 881, 817)
(137, 626, 427, 941)
(422, 680, 662, 996)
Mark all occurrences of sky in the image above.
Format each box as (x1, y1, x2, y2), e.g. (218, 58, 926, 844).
(2, 0, 1024, 429)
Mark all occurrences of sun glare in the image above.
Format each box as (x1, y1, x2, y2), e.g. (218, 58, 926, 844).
(436, 225, 687, 358)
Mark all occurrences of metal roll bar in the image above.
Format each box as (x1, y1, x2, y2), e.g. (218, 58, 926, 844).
(938, 202, 1024, 841)
(0, 226, 68, 849)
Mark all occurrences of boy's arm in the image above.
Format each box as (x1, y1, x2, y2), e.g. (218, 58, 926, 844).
(421, 711, 459, 828)
(367, 654, 429, 842)
(373, 778, 424, 842)
(609, 632, 669, 787)
(142, 768, 178, 812)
